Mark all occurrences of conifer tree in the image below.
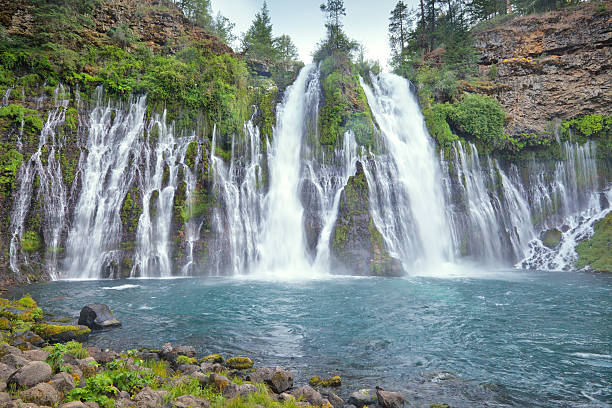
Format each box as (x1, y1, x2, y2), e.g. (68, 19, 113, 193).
(242, 2, 276, 60)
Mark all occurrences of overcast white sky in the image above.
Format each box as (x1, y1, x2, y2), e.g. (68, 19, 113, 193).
(211, 0, 416, 67)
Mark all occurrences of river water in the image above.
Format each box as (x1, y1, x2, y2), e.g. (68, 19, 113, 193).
(9, 270, 611, 407)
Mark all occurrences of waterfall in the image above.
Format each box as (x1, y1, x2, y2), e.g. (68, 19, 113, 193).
(441, 139, 607, 269)
(63, 92, 146, 279)
(9, 86, 69, 280)
(360, 73, 453, 269)
(131, 113, 195, 278)
(209, 65, 358, 277)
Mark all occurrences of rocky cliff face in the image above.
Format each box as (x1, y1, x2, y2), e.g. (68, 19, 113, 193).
(330, 161, 403, 277)
(474, 1, 611, 137)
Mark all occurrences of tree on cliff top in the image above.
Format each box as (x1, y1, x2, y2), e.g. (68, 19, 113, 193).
(314, 0, 358, 63)
(241, 2, 275, 60)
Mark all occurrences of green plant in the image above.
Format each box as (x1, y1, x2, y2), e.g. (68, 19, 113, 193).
(21, 231, 42, 252)
(65, 372, 118, 408)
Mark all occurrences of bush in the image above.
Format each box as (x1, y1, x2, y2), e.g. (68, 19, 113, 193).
(445, 93, 506, 152)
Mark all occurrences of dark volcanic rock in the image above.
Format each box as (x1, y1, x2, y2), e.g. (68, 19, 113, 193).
(78, 304, 121, 330)
(330, 161, 404, 277)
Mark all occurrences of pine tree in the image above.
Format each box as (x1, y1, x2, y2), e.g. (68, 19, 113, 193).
(389, 1, 412, 58)
(242, 1, 275, 60)
(320, 0, 347, 51)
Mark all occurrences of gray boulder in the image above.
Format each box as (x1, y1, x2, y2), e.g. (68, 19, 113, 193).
(22, 382, 61, 406)
(376, 388, 405, 408)
(0, 362, 14, 380)
(248, 366, 294, 393)
(173, 395, 211, 408)
(322, 391, 344, 408)
(78, 304, 121, 330)
(60, 402, 89, 408)
(289, 385, 327, 406)
(50, 372, 76, 393)
(23, 349, 49, 362)
(1, 352, 30, 369)
(7, 361, 53, 388)
(347, 389, 377, 408)
(133, 386, 168, 408)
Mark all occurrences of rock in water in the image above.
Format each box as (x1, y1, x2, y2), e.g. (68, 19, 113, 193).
(78, 304, 121, 330)
(541, 228, 562, 249)
(376, 387, 405, 408)
(347, 389, 377, 408)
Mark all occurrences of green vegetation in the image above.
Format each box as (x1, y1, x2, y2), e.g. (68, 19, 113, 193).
(0, 104, 43, 135)
(176, 355, 197, 365)
(0, 294, 43, 322)
(65, 372, 118, 408)
(45, 340, 90, 372)
(560, 114, 611, 160)
(575, 211, 612, 273)
(0, 143, 23, 197)
(21, 230, 42, 252)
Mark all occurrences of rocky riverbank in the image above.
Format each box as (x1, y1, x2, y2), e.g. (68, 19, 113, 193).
(0, 294, 438, 408)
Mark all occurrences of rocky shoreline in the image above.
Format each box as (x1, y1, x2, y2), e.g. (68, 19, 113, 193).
(0, 294, 433, 408)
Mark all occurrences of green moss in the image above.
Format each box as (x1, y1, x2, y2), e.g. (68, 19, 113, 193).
(176, 355, 197, 365)
(0, 144, 23, 197)
(0, 295, 42, 322)
(65, 107, 78, 130)
(226, 356, 254, 370)
(33, 322, 91, 341)
(541, 228, 562, 249)
(422, 103, 459, 150)
(0, 104, 42, 135)
(21, 230, 42, 252)
(201, 354, 224, 364)
(319, 59, 376, 148)
(309, 375, 341, 387)
(560, 114, 611, 160)
(575, 211, 612, 272)
(185, 141, 198, 169)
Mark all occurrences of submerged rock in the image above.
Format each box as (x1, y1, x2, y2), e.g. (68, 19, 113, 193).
(78, 304, 121, 330)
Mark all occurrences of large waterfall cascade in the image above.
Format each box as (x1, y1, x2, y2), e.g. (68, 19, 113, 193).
(7, 75, 610, 279)
(360, 73, 454, 270)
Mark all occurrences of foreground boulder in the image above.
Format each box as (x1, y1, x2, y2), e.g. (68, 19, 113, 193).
(376, 387, 405, 408)
(348, 388, 378, 408)
(7, 361, 52, 388)
(22, 382, 61, 406)
(225, 356, 254, 369)
(78, 304, 121, 330)
(248, 366, 294, 393)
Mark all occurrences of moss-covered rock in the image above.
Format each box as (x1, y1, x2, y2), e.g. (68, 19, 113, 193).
(309, 375, 341, 387)
(226, 356, 254, 370)
(0, 295, 43, 322)
(33, 322, 91, 343)
(330, 161, 403, 277)
(541, 228, 562, 249)
(575, 211, 612, 272)
(200, 353, 223, 364)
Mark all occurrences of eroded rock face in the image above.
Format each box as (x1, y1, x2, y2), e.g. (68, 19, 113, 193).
(474, 2, 611, 136)
(330, 161, 404, 277)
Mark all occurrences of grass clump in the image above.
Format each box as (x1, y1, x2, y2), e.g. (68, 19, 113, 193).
(575, 211, 612, 273)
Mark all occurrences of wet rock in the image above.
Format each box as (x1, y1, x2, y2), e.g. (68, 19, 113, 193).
(7, 360, 52, 388)
(133, 386, 168, 408)
(225, 356, 253, 369)
(22, 382, 61, 406)
(78, 304, 121, 330)
(541, 228, 562, 249)
(248, 366, 294, 393)
(322, 391, 344, 408)
(331, 162, 404, 277)
(289, 385, 327, 406)
(376, 388, 405, 408)
(347, 389, 377, 408)
(50, 372, 76, 393)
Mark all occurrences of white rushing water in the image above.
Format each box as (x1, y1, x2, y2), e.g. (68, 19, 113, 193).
(9, 86, 70, 280)
(361, 73, 453, 270)
(441, 139, 607, 269)
(209, 65, 359, 277)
